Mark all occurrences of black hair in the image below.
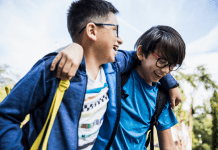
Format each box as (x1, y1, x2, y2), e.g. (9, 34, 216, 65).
(67, 0, 119, 40)
(134, 25, 186, 66)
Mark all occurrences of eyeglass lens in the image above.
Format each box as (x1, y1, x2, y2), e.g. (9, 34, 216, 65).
(157, 59, 180, 71)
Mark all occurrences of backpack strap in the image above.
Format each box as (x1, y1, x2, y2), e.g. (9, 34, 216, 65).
(121, 70, 132, 99)
(120, 71, 169, 149)
(30, 79, 70, 150)
(145, 84, 169, 150)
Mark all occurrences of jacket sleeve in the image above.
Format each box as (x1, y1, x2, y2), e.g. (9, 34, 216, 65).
(115, 50, 178, 90)
(159, 74, 178, 91)
(115, 50, 137, 74)
(0, 58, 49, 150)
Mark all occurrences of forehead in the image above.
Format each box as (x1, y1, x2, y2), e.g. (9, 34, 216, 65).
(105, 13, 118, 24)
(154, 49, 166, 58)
(154, 48, 178, 64)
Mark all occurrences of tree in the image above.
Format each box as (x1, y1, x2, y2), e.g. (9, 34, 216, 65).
(192, 101, 212, 150)
(173, 65, 218, 149)
(211, 90, 218, 150)
(0, 64, 19, 102)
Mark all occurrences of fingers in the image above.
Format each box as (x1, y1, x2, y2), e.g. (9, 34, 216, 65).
(175, 97, 182, 106)
(50, 51, 80, 80)
(59, 57, 79, 80)
(170, 97, 181, 109)
(67, 64, 79, 80)
(170, 98, 176, 109)
(56, 54, 67, 78)
(169, 87, 182, 109)
(60, 58, 72, 79)
(57, 56, 80, 80)
(51, 43, 84, 80)
(50, 52, 63, 71)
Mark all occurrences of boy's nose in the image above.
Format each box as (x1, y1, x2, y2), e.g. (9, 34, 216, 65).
(117, 36, 123, 45)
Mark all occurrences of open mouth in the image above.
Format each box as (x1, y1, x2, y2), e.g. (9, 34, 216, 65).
(154, 72, 162, 78)
(113, 46, 118, 51)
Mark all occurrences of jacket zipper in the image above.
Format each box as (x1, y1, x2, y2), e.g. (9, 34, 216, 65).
(76, 75, 88, 150)
(105, 64, 122, 150)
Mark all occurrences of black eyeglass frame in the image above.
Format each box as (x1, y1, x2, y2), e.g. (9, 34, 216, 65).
(78, 23, 119, 37)
(152, 53, 180, 71)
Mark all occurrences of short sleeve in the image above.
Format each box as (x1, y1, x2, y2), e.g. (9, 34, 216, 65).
(155, 98, 178, 130)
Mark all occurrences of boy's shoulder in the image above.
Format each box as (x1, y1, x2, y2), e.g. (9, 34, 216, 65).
(26, 52, 58, 83)
(32, 52, 58, 68)
(42, 52, 58, 62)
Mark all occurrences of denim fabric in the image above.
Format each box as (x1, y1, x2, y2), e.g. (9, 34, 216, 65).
(0, 50, 177, 150)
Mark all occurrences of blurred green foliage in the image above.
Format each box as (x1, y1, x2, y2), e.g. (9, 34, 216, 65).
(173, 65, 217, 150)
(0, 64, 16, 102)
(211, 90, 218, 150)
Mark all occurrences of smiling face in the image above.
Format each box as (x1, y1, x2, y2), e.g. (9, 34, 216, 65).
(136, 46, 172, 86)
(95, 13, 123, 64)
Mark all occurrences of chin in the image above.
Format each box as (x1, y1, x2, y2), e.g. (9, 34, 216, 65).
(110, 57, 115, 63)
(104, 57, 115, 64)
(152, 78, 160, 83)
(109, 54, 116, 62)
(152, 80, 159, 83)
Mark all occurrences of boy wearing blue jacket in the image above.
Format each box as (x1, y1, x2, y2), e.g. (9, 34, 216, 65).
(0, 0, 179, 150)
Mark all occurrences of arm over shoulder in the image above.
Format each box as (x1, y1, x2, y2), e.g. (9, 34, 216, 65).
(159, 74, 178, 91)
(115, 50, 137, 74)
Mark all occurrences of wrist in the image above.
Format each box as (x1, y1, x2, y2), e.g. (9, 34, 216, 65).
(171, 83, 179, 89)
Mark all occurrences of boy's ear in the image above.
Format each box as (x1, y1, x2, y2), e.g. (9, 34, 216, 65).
(136, 45, 144, 61)
(86, 23, 97, 41)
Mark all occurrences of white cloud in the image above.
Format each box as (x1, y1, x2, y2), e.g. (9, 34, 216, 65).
(186, 24, 218, 54)
(183, 24, 218, 84)
(0, 0, 72, 78)
(179, 25, 218, 109)
(0, 0, 218, 88)
(117, 16, 142, 35)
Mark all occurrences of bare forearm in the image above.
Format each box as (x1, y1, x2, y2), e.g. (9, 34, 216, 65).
(160, 146, 177, 150)
(157, 128, 177, 150)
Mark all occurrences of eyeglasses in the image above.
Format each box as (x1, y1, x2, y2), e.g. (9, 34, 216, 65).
(78, 23, 119, 37)
(152, 53, 180, 71)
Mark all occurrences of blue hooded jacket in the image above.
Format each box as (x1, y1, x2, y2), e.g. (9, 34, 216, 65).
(0, 50, 177, 150)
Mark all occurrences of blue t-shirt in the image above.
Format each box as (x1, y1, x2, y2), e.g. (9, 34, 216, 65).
(110, 69, 178, 150)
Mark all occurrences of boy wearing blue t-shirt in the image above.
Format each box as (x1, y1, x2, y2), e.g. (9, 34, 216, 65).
(110, 26, 186, 150)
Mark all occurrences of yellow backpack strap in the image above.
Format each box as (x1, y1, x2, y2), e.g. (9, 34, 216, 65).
(5, 86, 11, 95)
(30, 79, 70, 150)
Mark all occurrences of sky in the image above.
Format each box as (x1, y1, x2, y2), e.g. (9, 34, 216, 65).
(0, 0, 218, 109)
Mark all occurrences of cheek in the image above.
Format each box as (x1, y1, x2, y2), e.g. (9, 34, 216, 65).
(142, 61, 153, 70)
(140, 64, 149, 76)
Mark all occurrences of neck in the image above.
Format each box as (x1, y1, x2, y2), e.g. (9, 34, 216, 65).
(83, 48, 102, 80)
(78, 36, 103, 80)
(136, 65, 152, 86)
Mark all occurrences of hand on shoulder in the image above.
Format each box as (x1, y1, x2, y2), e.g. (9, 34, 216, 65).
(50, 43, 83, 80)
